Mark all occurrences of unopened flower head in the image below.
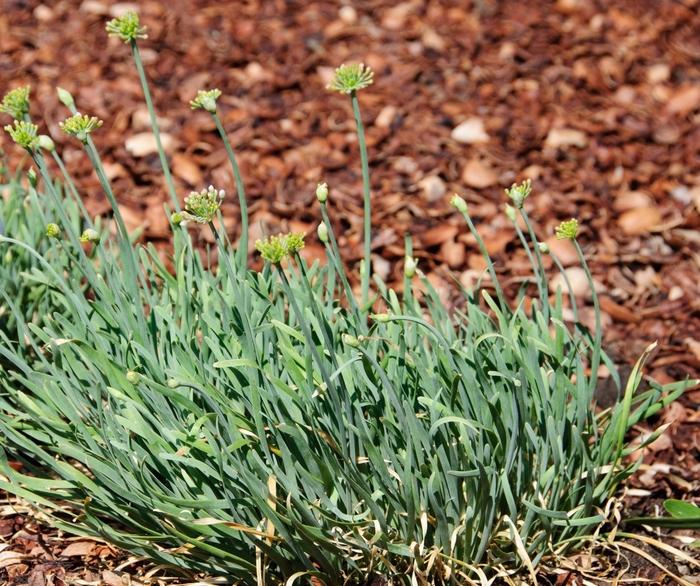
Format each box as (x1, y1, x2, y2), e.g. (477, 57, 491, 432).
(537, 242, 550, 254)
(404, 256, 418, 278)
(170, 211, 186, 226)
(38, 134, 55, 152)
(56, 87, 75, 109)
(327, 63, 374, 94)
(255, 232, 305, 264)
(1, 86, 30, 120)
(555, 218, 579, 240)
(126, 370, 140, 384)
(317, 222, 328, 243)
(182, 185, 225, 224)
(504, 203, 517, 222)
(315, 182, 328, 203)
(105, 11, 147, 43)
(450, 194, 468, 214)
(505, 179, 532, 209)
(190, 89, 222, 113)
(342, 333, 360, 348)
(59, 113, 103, 142)
(27, 167, 38, 188)
(80, 228, 100, 243)
(46, 223, 60, 239)
(4, 120, 39, 150)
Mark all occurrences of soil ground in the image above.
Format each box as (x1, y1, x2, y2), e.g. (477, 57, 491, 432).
(1, 0, 699, 583)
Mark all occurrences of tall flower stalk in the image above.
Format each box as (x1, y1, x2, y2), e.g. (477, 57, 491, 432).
(106, 11, 179, 210)
(328, 63, 374, 307)
(191, 89, 249, 271)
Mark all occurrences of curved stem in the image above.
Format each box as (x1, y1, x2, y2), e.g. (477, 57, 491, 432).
(350, 91, 371, 306)
(212, 111, 248, 271)
(130, 40, 179, 210)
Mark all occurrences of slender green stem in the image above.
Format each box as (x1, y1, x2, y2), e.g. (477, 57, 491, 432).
(51, 151, 91, 223)
(458, 210, 506, 306)
(574, 240, 601, 393)
(350, 91, 371, 307)
(211, 112, 248, 271)
(320, 203, 362, 324)
(550, 254, 579, 323)
(130, 40, 179, 209)
(511, 221, 544, 309)
(520, 209, 549, 321)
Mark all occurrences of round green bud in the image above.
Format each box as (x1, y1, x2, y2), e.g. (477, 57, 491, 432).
(404, 256, 418, 278)
(537, 242, 549, 254)
(342, 333, 360, 347)
(38, 134, 55, 152)
(80, 228, 100, 244)
(46, 223, 60, 239)
(171, 211, 184, 226)
(504, 203, 517, 222)
(316, 182, 328, 203)
(167, 378, 179, 388)
(450, 194, 468, 214)
(126, 370, 140, 384)
(317, 222, 329, 244)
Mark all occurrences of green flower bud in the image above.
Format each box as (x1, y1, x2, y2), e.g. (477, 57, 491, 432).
(46, 223, 60, 239)
(170, 211, 185, 226)
(59, 113, 103, 143)
(56, 87, 75, 109)
(38, 134, 55, 152)
(286, 232, 305, 255)
(342, 333, 360, 347)
(27, 167, 38, 188)
(505, 179, 532, 209)
(126, 370, 140, 384)
(450, 194, 468, 214)
(504, 203, 517, 222)
(80, 228, 100, 244)
(317, 222, 329, 244)
(167, 378, 179, 388)
(105, 11, 147, 43)
(255, 232, 305, 264)
(315, 182, 328, 203)
(327, 63, 374, 94)
(371, 313, 390, 323)
(182, 185, 224, 224)
(0, 86, 30, 120)
(404, 256, 418, 278)
(555, 219, 579, 241)
(537, 242, 549, 254)
(190, 89, 221, 113)
(4, 120, 39, 150)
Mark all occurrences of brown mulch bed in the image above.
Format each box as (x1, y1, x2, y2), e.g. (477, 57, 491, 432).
(1, 0, 699, 583)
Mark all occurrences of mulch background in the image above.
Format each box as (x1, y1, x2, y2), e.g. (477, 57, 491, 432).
(1, 0, 699, 583)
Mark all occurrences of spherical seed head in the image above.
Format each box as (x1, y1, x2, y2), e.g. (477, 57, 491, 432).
(80, 228, 100, 243)
(46, 223, 60, 238)
(182, 185, 224, 224)
(105, 11, 147, 43)
(59, 113, 103, 143)
(317, 222, 328, 243)
(555, 218, 579, 240)
(404, 256, 418, 278)
(190, 89, 222, 113)
(315, 182, 328, 203)
(450, 194, 468, 214)
(505, 179, 532, 209)
(0, 86, 30, 120)
(4, 120, 39, 150)
(327, 63, 374, 94)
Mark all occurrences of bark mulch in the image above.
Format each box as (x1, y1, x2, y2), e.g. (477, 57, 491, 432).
(1, 0, 698, 583)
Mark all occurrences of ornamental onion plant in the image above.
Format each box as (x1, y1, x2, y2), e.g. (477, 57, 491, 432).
(0, 11, 696, 585)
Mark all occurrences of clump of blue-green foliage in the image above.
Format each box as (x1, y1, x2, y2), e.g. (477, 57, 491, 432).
(0, 12, 695, 585)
